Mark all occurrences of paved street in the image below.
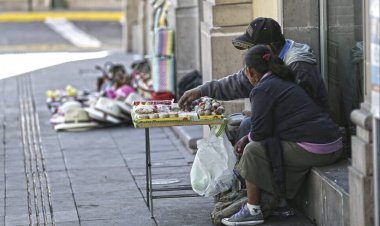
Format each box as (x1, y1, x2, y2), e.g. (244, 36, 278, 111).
(0, 54, 216, 226)
(0, 20, 122, 53)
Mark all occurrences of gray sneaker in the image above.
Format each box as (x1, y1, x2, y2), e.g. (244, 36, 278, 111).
(221, 204, 264, 226)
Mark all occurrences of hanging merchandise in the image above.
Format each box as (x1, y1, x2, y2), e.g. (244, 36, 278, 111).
(150, 0, 176, 97)
(152, 56, 175, 93)
(158, 0, 169, 28)
(155, 28, 174, 57)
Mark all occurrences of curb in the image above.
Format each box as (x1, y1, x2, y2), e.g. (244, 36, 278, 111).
(0, 11, 123, 22)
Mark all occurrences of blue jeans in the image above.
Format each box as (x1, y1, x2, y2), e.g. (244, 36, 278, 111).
(236, 117, 251, 141)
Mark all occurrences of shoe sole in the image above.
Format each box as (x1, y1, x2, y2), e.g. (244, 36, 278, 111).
(221, 218, 264, 226)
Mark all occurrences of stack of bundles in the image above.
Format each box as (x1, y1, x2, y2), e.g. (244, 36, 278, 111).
(155, 28, 174, 56)
(152, 56, 175, 93)
(150, 0, 176, 100)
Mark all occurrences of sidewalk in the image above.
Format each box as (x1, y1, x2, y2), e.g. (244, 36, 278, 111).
(0, 53, 313, 226)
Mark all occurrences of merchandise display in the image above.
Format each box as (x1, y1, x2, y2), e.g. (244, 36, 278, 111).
(132, 98, 225, 128)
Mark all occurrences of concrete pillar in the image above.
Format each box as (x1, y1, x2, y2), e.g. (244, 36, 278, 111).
(348, 1, 375, 225)
(32, 0, 50, 10)
(144, 2, 154, 56)
(123, 0, 146, 54)
(168, 0, 201, 88)
(200, 0, 252, 116)
(129, 0, 147, 55)
(122, 0, 139, 53)
(349, 102, 374, 226)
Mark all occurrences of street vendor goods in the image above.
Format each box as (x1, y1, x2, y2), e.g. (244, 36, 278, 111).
(132, 98, 226, 128)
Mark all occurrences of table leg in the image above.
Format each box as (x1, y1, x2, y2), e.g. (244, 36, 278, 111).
(145, 128, 154, 217)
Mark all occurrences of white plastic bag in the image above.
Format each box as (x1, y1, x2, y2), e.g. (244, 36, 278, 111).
(190, 133, 237, 197)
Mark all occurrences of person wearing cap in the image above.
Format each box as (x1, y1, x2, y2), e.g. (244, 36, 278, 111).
(178, 17, 328, 113)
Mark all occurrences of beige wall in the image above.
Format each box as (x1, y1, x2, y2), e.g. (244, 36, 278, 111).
(252, 0, 279, 20)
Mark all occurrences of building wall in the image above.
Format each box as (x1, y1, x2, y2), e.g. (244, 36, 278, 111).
(252, 0, 278, 20)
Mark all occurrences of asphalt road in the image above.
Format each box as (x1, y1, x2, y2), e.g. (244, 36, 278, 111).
(0, 21, 123, 53)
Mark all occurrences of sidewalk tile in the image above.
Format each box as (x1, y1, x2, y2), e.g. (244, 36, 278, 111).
(81, 218, 155, 226)
(68, 167, 133, 185)
(71, 182, 137, 194)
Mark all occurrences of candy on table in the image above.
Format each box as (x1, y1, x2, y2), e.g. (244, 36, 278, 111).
(155, 104, 171, 113)
(191, 97, 225, 116)
(149, 113, 160, 119)
(136, 114, 150, 119)
(159, 112, 169, 118)
(168, 112, 179, 118)
(134, 105, 154, 114)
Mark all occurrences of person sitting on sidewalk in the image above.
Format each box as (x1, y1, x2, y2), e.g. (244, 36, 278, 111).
(221, 45, 343, 226)
(178, 17, 329, 143)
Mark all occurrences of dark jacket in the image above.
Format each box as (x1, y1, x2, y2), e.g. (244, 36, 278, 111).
(249, 74, 340, 197)
(249, 74, 340, 143)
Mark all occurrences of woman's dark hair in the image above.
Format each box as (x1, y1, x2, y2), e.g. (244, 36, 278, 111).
(244, 44, 295, 83)
(268, 40, 285, 55)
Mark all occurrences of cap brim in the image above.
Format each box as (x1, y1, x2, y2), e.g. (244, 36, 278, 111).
(232, 33, 254, 50)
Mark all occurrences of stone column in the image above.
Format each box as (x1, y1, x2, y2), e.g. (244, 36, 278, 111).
(168, 0, 201, 87)
(349, 103, 374, 226)
(349, 1, 375, 226)
(144, 2, 154, 56)
(123, 0, 147, 54)
(131, 0, 149, 55)
(200, 0, 252, 116)
(123, 0, 148, 55)
(122, 0, 139, 53)
(33, 0, 50, 10)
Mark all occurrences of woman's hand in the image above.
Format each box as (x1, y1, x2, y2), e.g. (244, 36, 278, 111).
(178, 87, 201, 110)
(234, 135, 249, 157)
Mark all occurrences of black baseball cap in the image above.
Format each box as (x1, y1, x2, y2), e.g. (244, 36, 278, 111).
(232, 17, 285, 50)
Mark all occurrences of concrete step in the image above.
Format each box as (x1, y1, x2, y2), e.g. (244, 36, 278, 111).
(295, 159, 350, 226)
(171, 125, 204, 153)
(263, 213, 314, 225)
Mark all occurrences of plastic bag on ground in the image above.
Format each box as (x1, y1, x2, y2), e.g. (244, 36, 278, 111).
(190, 133, 237, 197)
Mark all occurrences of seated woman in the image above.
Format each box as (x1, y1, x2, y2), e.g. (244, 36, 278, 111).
(222, 45, 343, 226)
